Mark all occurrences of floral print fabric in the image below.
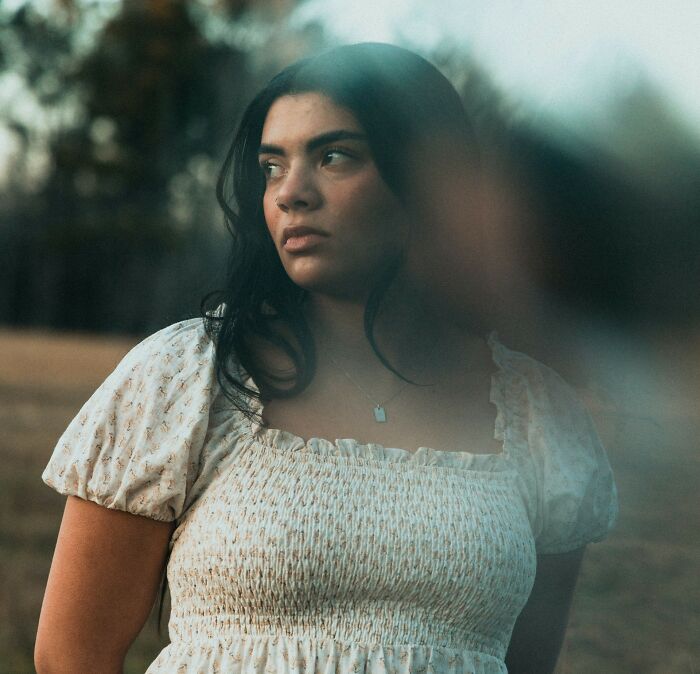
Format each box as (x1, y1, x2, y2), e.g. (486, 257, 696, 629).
(42, 318, 618, 673)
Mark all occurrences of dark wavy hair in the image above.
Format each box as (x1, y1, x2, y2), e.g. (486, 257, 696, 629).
(200, 42, 476, 420)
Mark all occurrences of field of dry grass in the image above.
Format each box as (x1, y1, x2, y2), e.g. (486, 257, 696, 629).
(0, 327, 697, 673)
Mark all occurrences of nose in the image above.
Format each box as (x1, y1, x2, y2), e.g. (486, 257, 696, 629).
(274, 162, 322, 212)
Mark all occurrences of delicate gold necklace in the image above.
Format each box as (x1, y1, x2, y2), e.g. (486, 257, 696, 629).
(324, 337, 440, 423)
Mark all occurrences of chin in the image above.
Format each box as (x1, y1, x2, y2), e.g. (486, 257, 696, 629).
(287, 271, 369, 301)
(281, 254, 385, 300)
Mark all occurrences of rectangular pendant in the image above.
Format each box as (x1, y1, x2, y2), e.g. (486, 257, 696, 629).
(373, 405, 387, 422)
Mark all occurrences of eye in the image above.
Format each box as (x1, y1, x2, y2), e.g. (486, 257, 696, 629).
(259, 160, 285, 180)
(321, 147, 354, 166)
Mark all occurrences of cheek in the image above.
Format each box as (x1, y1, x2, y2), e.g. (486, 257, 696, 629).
(337, 177, 402, 234)
(262, 192, 278, 235)
(359, 189, 405, 242)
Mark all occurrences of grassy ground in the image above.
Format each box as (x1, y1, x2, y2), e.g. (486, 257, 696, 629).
(1, 327, 697, 673)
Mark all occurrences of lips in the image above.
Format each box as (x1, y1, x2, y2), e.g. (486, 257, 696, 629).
(282, 226, 327, 245)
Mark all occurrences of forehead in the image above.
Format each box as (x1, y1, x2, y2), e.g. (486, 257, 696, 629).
(261, 92, 363, 145)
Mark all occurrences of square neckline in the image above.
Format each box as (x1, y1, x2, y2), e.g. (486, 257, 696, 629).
(238, 331, 514, 470)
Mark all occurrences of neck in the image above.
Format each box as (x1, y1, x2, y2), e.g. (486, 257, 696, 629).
(303, 272, 460, 378)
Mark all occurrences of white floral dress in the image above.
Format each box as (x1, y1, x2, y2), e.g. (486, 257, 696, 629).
(42, 318, 618, 674)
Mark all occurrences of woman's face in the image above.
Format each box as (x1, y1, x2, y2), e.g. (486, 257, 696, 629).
(259, 92, 408, 300)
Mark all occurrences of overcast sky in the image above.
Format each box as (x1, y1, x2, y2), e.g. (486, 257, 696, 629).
(293, 0, 700, 136)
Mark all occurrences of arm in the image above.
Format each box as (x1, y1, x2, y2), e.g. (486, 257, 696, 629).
(505, 546, 586, 674)
(35, 496, 175, 674)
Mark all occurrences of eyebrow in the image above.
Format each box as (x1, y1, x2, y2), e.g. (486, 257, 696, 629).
(258, 130, 368, 156)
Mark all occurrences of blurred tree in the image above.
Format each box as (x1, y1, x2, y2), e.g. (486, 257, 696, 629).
(509, 78, 700, 333)
(0, 0, 308, 333)
(40, 0, 248, 331)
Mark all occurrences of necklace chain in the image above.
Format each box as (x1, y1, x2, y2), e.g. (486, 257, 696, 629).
(324, 336, 440, 422)
(326, 353, 411, 407)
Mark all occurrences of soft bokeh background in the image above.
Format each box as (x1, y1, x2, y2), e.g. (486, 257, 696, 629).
(1, 1, 698, 672)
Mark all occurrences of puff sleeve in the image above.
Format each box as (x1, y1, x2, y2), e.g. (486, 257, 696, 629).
(493, 337, 619, 555)
(41, 318, 216, 523)
(525, 361, 619, 554)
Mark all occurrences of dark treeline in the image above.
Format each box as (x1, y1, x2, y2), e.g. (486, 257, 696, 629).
(1, 0, 699, 338)
(0, 0, 308, 335)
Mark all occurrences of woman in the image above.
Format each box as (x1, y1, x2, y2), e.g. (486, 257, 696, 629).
(36, 43, 618, 674)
